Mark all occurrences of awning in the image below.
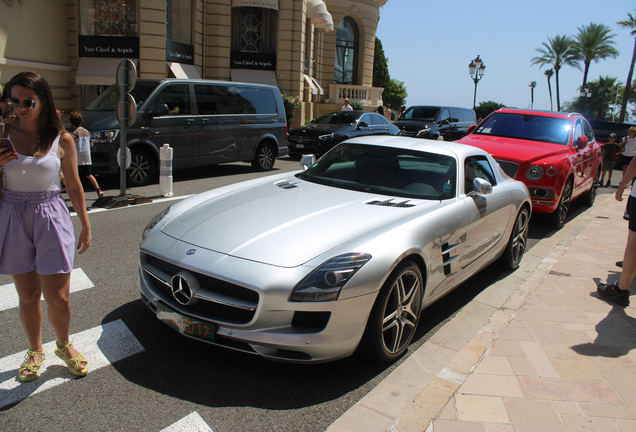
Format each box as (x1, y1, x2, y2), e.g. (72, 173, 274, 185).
(168, 62, 201, 79)
(309, 0, 334, 31)
(230, 69, 279, 87)
(304, 74, 317, 95)
(310, 76, 324, 95)
(75, 58, 138, 85)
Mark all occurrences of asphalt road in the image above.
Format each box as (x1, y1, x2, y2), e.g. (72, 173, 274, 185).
(0, 157, 625, 431)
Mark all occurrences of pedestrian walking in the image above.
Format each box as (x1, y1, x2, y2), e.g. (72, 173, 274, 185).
(384, 104, 393, 121)
(0, 71, 91, 381)
(597, 155, 636, 307)
(69, 112, 104, 198)
(376, 105, 385, 116)
(600, 133, 620, 187)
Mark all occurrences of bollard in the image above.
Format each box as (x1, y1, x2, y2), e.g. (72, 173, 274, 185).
(159, 143, 173, 197)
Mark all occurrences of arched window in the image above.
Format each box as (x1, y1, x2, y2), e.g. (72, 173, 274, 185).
(334, 17, 358, 84)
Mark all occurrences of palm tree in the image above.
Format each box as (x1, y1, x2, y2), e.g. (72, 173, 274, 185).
(529, 81, 537, 109)
(544, 69, 554, 111)
(531, 35, 580, 111)
(573, 23, 619, 89)
(618, 11, 636, 122)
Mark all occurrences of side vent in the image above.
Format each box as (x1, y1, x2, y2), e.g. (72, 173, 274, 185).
(276, 180, 299, 189)
(366, 199, 415, 208)
(442, 242, 459, 275)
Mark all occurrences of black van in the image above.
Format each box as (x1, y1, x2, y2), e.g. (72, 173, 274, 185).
(71, 79, 288, 186)
(393, 105, 477, 141)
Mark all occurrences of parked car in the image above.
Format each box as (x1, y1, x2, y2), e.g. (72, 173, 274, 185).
(457, 108, 603, 229)
(65, 79, 288, 186)
(138, 136, 531, 363)
(286, 111, 400, 158)
(393, 105, 476, 141)
(588, 119, 636, 143)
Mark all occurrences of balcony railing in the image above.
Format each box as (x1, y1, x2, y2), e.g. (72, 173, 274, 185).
(328, 84, 384, 107)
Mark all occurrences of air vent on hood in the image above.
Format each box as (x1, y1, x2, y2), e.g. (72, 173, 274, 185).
(275, 180, 299, 189)
(366, 199, 415, 208)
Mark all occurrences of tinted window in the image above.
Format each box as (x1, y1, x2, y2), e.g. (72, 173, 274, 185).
(450, 108, 462, 123)
(86, 82, 157, 111)
(465, 156, 496, 193)
(359, 114, 371, 125)
(195, 85, 241, 115)
(154, 84, 191, 115)
(368, 113, 385, 125)
(403, 107, 440, 120)
(315, 111, 360, 125)
(582, 119, 595, 141)
(438, 109, 450, 124)
(464, 109, 476, 123)
(574, 120, 584, 143)
(236, 87, 277, 114)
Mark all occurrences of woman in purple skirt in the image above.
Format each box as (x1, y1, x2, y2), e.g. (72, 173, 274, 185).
(0, 71, 92, 381)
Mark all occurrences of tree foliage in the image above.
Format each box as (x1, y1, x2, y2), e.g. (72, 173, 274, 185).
(531, 35, 580, 111)
(572, 23, 619, 89)
(561, 76, 622, 120)
(617, 11, 636, 122)
(475, 101, 506, 120)
(373, 38, 390, 90)
(383, 78, 408, 112)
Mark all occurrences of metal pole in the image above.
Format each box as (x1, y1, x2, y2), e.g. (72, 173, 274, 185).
(473, 77, 478, 110)
(119, 58, 128, 197)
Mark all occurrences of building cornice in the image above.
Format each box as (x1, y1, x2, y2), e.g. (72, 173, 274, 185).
(324, 0, 381, 17)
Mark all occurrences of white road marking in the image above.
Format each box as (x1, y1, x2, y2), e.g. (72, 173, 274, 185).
(0, 268, 95, 312)
(161, 411, 213, 432)
(0, 319, 145, 408)
(70, 194, 193, 217)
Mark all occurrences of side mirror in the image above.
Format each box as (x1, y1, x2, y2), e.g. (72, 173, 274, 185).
(575, 135, 589, 150)
(467, 124, 476, 135)
(470, 177, 493, 196)
(149, 104, 170, 118)
(357, 121, 368, 129)
(300, 154, 316, 170)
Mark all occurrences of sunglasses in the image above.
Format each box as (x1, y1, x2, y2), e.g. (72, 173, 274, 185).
(6, 97, 39, 109)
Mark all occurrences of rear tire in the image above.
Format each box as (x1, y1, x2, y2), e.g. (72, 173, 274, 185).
(499, 206, 529, 269)
(252, 142, 276, 171)
(580, 166, 601, 207)
(359, 261, 423, 362)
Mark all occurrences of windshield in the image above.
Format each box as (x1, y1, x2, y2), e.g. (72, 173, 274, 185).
(85, 82, 158, 111)
(401, 107, 440, 121)
(296, 143, 456, 200)
(474, 113, 572, 145)
(314, 112, 361, 125)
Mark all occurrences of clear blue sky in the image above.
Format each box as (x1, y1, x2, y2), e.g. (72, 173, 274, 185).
(375, 0, 635, 117)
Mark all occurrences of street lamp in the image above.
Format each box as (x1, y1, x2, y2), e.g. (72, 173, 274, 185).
(579, 85, 592, 116)
(469, 55, 486, 110)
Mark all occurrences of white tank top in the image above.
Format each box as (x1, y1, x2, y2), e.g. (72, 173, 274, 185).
(2, 133, 62, 193)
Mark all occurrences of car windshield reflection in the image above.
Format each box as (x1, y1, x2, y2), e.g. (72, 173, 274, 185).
(296, 143, 457, 200)
(473, 113, 571, 145)
(314, 112, 362, 125)
(401, 107, 439, 121)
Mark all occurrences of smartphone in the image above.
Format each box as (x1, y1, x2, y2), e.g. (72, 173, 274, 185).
(0, 137, 15, 154)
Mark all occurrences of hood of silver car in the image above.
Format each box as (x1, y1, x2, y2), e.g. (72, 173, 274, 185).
(161, 178, 439, 267)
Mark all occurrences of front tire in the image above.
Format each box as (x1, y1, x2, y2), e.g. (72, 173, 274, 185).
(127, 148, 156, 187)
(359, 261, 423, 362)
(252, 142, 276, 171)
(499, 206, 529, 269)
(548, 179, 573, 229)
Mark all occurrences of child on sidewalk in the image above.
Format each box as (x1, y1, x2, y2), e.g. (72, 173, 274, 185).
(600, 133, 620, 187)
(69, 112, 104, 198)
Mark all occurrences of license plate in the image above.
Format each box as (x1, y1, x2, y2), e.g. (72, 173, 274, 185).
(156, 302, 216, 343)
(296, 144, 304, 148)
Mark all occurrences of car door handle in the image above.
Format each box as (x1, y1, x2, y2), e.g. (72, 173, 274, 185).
(201, 118, 209, 124)
(186, 119, 194, 125)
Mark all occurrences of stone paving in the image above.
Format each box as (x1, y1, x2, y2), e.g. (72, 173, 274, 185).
(328, 191, 636, 432)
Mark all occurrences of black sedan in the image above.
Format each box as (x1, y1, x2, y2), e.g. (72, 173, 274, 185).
(287, 111, 401, 157)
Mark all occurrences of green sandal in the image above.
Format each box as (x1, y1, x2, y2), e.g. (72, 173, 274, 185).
(55, 340, 89, 376)
(18, 349, 46, 382)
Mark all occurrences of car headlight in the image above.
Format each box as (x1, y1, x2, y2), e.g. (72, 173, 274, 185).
(91, 129, 120, 144)
(526, 165, 544, 181)
(416, 127, 430, 137)
(141, 206, 171, 244)
(290, 253, 371, 302)
(318, 133, 334, 143)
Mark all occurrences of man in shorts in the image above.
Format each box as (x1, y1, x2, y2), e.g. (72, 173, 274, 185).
(69, 112, 104, 198)
(600, 133, 619, 187)
(597, 155, 636, 306)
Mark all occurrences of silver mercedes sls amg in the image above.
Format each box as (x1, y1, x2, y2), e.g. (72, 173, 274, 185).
(138, 136, 531, 363)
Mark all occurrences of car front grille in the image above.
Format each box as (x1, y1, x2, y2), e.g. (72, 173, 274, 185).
(288, 135, 316, 144)
(496, 159, 519, 179)
(143, 253, 259, 324)
(291, 311, 331, 331)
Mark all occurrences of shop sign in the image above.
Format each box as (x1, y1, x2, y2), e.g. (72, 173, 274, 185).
(79, 36, 139, 58)
(230, 52, 276, 71)
(166, 40, 194, 65)
(231, 0, 278, 11)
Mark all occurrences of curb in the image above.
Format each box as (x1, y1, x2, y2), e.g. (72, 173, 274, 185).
(326, 193, 615, 432)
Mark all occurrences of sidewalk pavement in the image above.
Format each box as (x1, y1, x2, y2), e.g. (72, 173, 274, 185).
(327, 191, 636, 432)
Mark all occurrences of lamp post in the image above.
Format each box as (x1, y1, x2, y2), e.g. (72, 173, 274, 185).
(579, 85, 592, 117)
(469, 55, 486, 110)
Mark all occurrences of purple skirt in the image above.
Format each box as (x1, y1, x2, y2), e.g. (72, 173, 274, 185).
(0, 190, 75, 275)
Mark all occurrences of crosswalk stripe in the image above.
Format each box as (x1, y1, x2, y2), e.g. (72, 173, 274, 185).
(0, 268, 95, 312)
(161, 412, 213, 432)
(0, 319, 145, 409)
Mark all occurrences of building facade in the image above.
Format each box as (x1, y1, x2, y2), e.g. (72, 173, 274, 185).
(0, 0, 387, 127)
